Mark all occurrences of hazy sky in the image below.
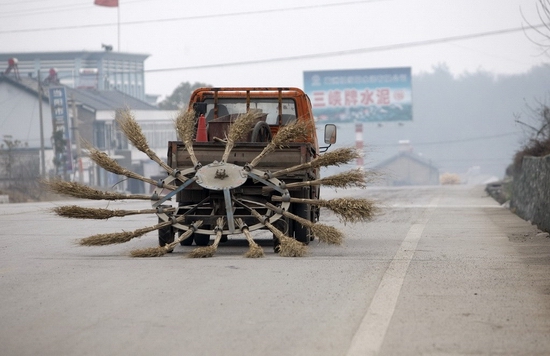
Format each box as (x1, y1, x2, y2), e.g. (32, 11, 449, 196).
(1, 0, 548, 98)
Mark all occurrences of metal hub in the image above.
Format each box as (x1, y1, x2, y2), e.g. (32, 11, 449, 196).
(195, 161, 248, 190)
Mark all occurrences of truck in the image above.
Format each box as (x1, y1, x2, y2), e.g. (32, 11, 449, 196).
(154, 87, 337, 251)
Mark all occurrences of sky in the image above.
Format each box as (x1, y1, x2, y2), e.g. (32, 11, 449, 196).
(1, 0, 548, 99)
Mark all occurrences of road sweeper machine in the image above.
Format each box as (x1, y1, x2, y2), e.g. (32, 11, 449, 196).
(156, 87, 337, 250)
(49, 86, 377, 258)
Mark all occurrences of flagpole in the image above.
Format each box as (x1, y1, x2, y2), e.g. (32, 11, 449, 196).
(117, 2, 120, 51)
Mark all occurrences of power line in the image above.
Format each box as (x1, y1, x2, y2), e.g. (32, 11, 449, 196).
(143, 24, 547, 74)
(0, 0, 389, 34)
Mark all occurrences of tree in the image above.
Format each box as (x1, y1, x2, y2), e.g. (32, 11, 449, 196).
(522, 0, 550, 54)
(158, 82, 211, 110)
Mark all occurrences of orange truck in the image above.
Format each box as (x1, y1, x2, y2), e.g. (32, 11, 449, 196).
(156, 87, 337, 250)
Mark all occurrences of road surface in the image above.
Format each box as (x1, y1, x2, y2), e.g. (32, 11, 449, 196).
(1, 185, 549, 355)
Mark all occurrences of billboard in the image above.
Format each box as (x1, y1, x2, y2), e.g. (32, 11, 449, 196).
(48, 87, 73, 174)
(303, 67, 412, 123)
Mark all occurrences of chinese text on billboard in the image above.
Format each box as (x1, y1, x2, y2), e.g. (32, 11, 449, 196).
(303, 67, 412, 123)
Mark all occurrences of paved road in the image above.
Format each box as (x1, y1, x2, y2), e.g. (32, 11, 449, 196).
(1, 185, 549, 356)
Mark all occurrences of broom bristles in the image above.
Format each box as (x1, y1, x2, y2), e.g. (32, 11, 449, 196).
(270, 118, 311, 147)
(321, 197, 377, 223)
(250, 209, 307, 257)
(272, 147, 361, 178)
(264, 202, 343, 245)
(79, 231, 141, 246)
(311, 224, 343, 245)
(314, 147, 362, 167)
(188, 218, 224, 258)
(43, 179, 151, 200)
(272, 196, 377, 224)
(221, 111, 265, 162)
(130, 221, 202, 258)
(53, 205, 156, 219)
(278, 237, 307, 257)
(228, 111, 264, 142)
(188, 245, 217, 258)
(87, 145, 176, 190)
(314, 168, 375, 189)
(175, 109, 196, 143)
(174, 109, 200, 168)
(249, 119, 311, 168)
(236, 218, 265, 258)
(244, 244, 265, 258)
(130, 246, 168, 257)
(116, 109, 149, 154)
(117, 109, 172, 173)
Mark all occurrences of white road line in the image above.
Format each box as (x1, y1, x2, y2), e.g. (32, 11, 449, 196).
(346, 197, 439, 356)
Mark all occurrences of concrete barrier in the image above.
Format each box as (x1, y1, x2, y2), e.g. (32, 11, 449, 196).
(511, 154, 550, 232)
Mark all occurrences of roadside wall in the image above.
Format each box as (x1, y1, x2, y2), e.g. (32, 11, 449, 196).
(511, 154, 550, 232)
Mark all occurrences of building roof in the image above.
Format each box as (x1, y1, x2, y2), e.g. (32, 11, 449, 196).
(374, 151, 439, 171)
(0, 51, 149, 62)
(0, 73, 157, 111)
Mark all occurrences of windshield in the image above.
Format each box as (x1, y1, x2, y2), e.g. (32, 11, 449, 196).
(204, 98, 297, 125)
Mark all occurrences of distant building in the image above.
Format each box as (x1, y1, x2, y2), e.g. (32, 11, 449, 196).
(0, 67, 177, 194)
(0, 51, 150, 102)
(374, 141, 440, 186)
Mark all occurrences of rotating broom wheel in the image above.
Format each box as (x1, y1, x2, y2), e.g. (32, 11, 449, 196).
(152, 166, 291, 243)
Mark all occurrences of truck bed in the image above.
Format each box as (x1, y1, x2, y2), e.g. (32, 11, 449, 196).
(167, 141, 315, 177)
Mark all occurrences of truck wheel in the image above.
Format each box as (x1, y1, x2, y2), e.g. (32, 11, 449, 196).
(158, 218, 175, 252)
(292, 203, 311, 245)
(179, 230, 194, 246)
(194, 233, 211, 246)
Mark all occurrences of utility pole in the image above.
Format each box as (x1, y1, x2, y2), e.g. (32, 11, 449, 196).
(37, 71, 46, 177)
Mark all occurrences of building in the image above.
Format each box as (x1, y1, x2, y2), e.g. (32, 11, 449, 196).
(374, 141, 440, 186)
(0, 50, 152, 103)
(1, 65, 178, 194)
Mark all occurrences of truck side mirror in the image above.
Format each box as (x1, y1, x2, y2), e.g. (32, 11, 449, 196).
(324, 124, 337, 144)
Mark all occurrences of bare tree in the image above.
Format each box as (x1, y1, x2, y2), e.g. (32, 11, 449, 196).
(522, 0, 550, 54)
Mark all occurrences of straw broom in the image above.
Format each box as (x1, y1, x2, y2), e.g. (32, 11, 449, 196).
(188, 217, 225, 258)
(250, 209, 307, 257)
(175, 109, 200, 168)
(235, 218, 264, 258)
(43, 179, 153, 201)
(262, 168, 375, 193)
(270, 147, 361, 178)
(264, 203, 343, 245)
(248, 119, 311, 169)
(221, 111, 265, 163)
(284, 168, 376, 189)
(52, 205, 174, 220)
(116, 109, 186, 182)
(271, 196, 377, 224)
(78, 214, 189, 246)
(130, 220, 203, 257)
(86, 144, 177, 190)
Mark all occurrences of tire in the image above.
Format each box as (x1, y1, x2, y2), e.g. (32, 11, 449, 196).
(292, 203, 311, 245)
(179, 230, 194, 246)
(194, 233, 210, 246)
(158, 218, 175, 252)
(251, 121, 272, 142)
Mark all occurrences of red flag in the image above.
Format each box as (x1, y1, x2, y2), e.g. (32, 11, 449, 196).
(94, 0, 118, 7)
